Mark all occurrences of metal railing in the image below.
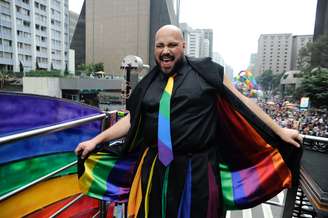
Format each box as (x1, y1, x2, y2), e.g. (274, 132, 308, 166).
(0, 110, 118, 217)
(0, 113, 106, 145)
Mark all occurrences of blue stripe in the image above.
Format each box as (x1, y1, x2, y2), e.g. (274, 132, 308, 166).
(231, 171, 248, 206)
(158, 114, 172, 146)
(178, 160, 192, 218)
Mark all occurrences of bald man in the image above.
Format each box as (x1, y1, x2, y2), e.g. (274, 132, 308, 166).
(76, 25, 302, 217)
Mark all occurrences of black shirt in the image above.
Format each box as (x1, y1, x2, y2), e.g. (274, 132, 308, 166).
(141, 59, 219, 154)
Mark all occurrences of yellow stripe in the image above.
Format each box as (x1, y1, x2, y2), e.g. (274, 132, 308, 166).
(0, 174, 80, 218)
(164, 76, 174, 94)
(127, 148, 149, 218)
(79, 153, 103, 193)
(145, 155, 158, 218)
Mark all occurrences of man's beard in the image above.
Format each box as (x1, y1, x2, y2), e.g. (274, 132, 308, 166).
(156, 55, 184, 76)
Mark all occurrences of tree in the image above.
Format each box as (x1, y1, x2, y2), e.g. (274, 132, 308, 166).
(94, 62, 104, 72)
(294, 34, 328, 107)
(296, 67, 328, 107)
(256, 70, 283, 94)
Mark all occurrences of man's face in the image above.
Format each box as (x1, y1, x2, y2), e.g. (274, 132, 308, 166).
(154, 29, 185, 74)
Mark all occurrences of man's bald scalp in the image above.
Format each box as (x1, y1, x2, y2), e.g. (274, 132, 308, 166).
(155, 25, 184, 41)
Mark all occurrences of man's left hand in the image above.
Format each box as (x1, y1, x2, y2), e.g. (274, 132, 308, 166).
(279, 128, 303, 148)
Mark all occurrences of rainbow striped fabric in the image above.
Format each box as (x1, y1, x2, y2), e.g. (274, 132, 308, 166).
(78, 93, 299, 211)
(78, 151, 137, 202)
(216, 96, 293, 209)
(158, 76, 174, 166)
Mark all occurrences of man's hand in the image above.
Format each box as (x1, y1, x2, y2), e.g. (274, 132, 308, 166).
(75, 139, 98, 159)
(278, 128, 303, 148)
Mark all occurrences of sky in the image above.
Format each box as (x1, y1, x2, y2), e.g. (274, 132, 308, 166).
(69, 0, 317, 73)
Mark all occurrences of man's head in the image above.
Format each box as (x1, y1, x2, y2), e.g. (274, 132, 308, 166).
(154, 25, 186, 74)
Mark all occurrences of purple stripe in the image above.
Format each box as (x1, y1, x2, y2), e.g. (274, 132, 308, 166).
(238, 165, 261, 199)
(207, 163, 218, 218)
(158, 139, 173, 166)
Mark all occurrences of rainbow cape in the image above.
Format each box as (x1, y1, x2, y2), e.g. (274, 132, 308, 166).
(78, 57, 302, 210)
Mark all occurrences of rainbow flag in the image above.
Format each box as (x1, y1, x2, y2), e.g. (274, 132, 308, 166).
(78, 149, 137, 203)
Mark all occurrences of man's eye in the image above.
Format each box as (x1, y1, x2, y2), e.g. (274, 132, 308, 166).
(168, 44, 178, 48)
(156, 44, 164, 48)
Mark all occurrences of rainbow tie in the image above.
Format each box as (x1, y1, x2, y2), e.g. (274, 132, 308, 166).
(158, 75, 174, 166)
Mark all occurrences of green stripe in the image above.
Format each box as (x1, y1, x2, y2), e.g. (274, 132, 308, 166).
(88, 152, 119, 197)
(219, 163, 236, 209)
(0, 152, 76, 197)
(162, 166, 170, 218)
(159, 92, 171, 118)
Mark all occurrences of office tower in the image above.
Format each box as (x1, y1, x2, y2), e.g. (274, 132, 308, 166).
(313, 0, 328, 40)
(69, 10, 78, 44)
(180, 23, 213, 58)
(255, 34, 293, 76)
(70, 0, 177, 74)
(0, 0, 69, 72)
(291, 35, 313, 70)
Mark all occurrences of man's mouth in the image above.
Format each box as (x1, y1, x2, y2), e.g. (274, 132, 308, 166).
(160, 55, 175, 62)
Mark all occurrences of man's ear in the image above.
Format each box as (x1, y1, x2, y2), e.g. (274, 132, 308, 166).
(182, 41, 186, 49)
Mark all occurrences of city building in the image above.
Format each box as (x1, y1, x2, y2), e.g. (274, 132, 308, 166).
(255, 34, 293, 77)
(255, 33, 313, 77)
(0, 0, 69, 72)
(280, 70, 303, 95)
(291, 35, 313, 70)
(313, 0, 328, 41)
(180, 23, 213, 58)
(247, 53, 257, 73)
(313, 0, 328, 68)
(212, 51, 224, 66)
(69, 10, 78, 44)
(70, 0, 177, 75)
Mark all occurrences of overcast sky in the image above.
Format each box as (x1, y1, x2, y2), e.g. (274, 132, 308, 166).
(69, 0, 317, 73)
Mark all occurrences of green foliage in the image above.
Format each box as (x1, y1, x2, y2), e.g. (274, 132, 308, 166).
(26, 70, 63, 77)
(294, 34, 328, 107)
(297, 67, 328, 107)
(76, 62, 105, 76)
(256, 69, 283, 94)
(94, 63, 104, 72)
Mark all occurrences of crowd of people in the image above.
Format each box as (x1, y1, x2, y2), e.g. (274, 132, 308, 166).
(259, 100, 328, 138)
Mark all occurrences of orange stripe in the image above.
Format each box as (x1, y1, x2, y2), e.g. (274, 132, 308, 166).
(0, 174, 80, 218)
(271, 149, 292, 188)
(127, 148, 149, 218)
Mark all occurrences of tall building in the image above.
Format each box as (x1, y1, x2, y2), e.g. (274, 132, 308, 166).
(313, 0, 328, 67)
(69, 10, 78, 44)
(180, 23, 213, 58)
(255, 34, 293, 76)
(212, 51, 224, 66)
(313, 0, 328, 40)
(0, 0, 69, 72)
(70, 0, 177, 74)
(255, 33, 313, 76)
(247, 53, 257, 73)
(291, 35, 312, 70)
(203, 29, 213, 57)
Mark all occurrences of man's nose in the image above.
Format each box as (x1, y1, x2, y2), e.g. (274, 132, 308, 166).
(163, 46, 170, 53)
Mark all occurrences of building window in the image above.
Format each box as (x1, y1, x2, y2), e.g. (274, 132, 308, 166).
(23, 20, 30, 27)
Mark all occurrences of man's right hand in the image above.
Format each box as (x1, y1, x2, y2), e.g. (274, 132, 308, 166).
(75, 139, 98, 159)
